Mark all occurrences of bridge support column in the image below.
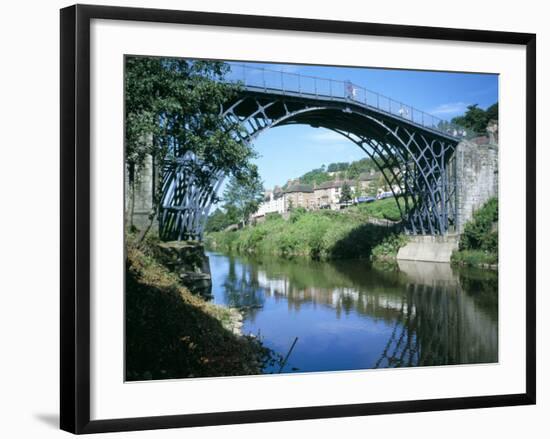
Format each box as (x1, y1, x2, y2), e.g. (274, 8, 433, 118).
(125, 154, 156, 231)
(454, 140, 498, 232)
(397, 234, 459, 263)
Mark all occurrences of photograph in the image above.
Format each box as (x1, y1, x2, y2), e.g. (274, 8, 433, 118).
(124, 56, 500, 381)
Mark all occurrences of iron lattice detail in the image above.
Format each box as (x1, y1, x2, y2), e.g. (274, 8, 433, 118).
(159, 87, 459, 240)
(159, 151, 223, 241)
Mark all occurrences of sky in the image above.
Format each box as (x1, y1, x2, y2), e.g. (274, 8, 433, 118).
(224, 61, 498, 191)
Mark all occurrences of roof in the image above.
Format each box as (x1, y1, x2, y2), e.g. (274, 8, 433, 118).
(284, 183, 314, 194)
(358, 172, 378, 181)
(315, 179, 356, 190)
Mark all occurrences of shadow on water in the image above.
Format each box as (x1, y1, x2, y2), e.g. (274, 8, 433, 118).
(210, 252, 498, 373)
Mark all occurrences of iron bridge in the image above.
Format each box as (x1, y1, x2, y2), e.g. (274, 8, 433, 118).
(159, 64, 463, 241)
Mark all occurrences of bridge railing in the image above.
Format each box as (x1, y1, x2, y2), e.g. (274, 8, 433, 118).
(226, 63, 478, 140)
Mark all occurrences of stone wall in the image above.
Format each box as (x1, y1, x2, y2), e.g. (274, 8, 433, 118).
(153, 241, 212, 298)
(397, 234, 459, 263)
(125, 154, 155, 231)
(455, 140, 498, 232)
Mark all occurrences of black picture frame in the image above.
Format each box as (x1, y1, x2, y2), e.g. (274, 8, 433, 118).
(60, 4, 536, 434)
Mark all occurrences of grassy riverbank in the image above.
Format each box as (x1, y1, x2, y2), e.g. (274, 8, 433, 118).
(451, 197, 498, 269)
(206, 200, 407, 261)
(125, 236, 278, 380)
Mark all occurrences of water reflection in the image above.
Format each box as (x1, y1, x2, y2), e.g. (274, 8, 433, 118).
(209, 252, 498, 373)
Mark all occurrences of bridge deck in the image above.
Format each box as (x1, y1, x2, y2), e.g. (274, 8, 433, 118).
(226, 63, 467, 142)
(241, 85, 459, 142)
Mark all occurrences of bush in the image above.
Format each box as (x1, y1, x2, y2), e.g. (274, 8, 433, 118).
(289, 207, 307, 223)
(125, 245, 278, 380)
(206, 208, 402, 260)
(459, 197, 498, 253)
(452, 197, 498, 268)
(451, 249, 497, 267)
(355, 198, 401, 221)
(372, 234, 409, 261)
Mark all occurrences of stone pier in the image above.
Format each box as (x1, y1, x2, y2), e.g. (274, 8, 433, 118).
(153, 241, 213, 298)
(455, 139, 498, 232)
(397, 234, 459, 263)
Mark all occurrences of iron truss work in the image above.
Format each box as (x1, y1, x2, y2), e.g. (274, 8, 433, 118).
(159, 88, 460, 240)
(159, 151, 223, 241)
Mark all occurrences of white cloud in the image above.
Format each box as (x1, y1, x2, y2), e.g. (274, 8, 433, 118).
(429, 102, 469, 116)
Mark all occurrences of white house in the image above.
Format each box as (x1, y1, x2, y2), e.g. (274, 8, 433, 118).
(252, 188, 285, 218)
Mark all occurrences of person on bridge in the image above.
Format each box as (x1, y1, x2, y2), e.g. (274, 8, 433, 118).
(345, 80, 357, 100)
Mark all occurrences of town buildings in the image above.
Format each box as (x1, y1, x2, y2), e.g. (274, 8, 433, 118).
(252, 169, 398, 220)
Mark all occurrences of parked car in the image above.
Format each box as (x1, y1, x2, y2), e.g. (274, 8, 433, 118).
(377, 191, 393, 200)
(355, 196, 376, 204)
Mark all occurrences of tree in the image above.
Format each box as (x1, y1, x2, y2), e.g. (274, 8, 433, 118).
(298, 167, 331, 186)
(451, 103, 498, 134)
(485, 103, 498, 122)
(223, 169, 264, 227)
(327, 162, 349, 172)
(377, 174, 388, 192)
(353, 178, 364, 197)
(339, 182, 352, 203)
(125, 57, 256, 240)
(346, 161, 362, 179)
(204, 207, 240, 233)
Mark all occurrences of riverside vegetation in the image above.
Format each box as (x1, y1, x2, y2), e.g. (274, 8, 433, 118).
(451, 197, 498, 268)
(205, 198, 408, 261)
(125, 233, 280, 381)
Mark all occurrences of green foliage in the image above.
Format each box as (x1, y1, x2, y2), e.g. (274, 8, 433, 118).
(459, 197, 498, 253)
(289, 207, 307, 223)
(451, 103, 498, 134)
(371, 234, 409, 261)
(125, 244, 278, 380)
(125, 56, 256, 193)
(223, 172, 264, 225)
(265, 212, 282, 221)
(292, 158, 378, 187)
(339, 182, 352, 203)
(205, 208, 238, 233)
(485, 103, 498, 122)
(377, 174, 388, 191)
(205, 207, 403, 261)
(298, 167, 333, 186)
(355, 197, 404, 221)
(453, 197, 498, 268)
(451, 250, 498, 267)
(327, 162, 350, 172)
(346, 161, 362, 179)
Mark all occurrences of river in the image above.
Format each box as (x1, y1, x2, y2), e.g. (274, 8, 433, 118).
(208, 252, 498, 374)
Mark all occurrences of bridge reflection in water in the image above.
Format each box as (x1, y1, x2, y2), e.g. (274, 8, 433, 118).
(209, 253, 498, 373)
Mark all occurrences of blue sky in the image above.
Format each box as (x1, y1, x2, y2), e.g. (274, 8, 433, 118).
(225, 61, 498, 191)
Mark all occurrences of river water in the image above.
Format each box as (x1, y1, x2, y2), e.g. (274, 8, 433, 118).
(208, 252, 498, 374)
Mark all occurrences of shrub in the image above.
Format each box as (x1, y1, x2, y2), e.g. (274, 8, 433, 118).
(451, 249, 497, 267)
(206, 209, 402, 260)
(372, 234, 409, 260)
(459, 197, 498, 253)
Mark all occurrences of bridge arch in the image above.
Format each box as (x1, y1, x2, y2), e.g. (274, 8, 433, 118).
(159, 89, 459, 240)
